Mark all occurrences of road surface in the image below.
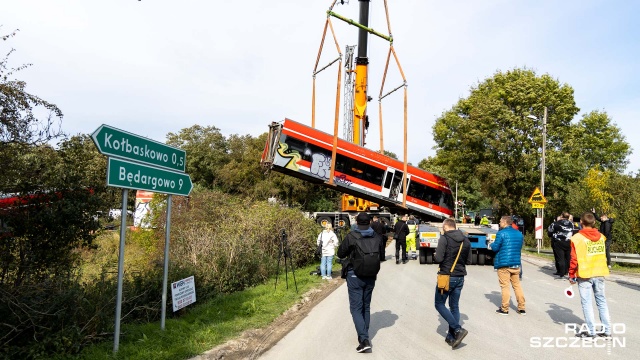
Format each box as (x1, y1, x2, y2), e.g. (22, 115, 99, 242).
(260, 242, 639, 359)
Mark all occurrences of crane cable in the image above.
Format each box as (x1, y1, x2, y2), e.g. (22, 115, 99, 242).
(311, 3, 343, 186)
(377, 0, 408, 209)
(312, 16, 342, 129)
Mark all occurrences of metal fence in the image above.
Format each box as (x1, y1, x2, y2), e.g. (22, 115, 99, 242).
(525, 248, 640, 265)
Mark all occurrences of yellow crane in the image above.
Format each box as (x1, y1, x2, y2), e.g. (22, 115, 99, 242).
(312, 0, 408, 218)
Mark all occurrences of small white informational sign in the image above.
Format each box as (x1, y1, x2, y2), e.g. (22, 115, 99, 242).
(171, 275, 196, 312)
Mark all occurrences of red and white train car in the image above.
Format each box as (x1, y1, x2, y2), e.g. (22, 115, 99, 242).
(261, 119, 454, 221)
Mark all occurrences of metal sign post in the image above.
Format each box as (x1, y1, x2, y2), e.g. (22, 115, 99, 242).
(160, 195, 172, 330)
(113, 189, 128, 354)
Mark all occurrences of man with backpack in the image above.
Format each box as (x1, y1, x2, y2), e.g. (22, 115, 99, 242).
(337, 212, 383, 353)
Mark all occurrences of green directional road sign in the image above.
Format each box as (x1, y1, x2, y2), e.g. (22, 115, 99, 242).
(92, 124, 186, 172)
(107, 158, 193, 196)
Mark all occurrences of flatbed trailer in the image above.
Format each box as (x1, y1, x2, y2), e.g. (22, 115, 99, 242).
(416, 223, 497, 265)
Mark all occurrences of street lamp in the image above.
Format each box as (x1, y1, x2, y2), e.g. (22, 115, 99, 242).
(528, 107, 548, 251)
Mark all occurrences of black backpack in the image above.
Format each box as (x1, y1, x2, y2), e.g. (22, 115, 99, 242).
(349, 231, 381, 277)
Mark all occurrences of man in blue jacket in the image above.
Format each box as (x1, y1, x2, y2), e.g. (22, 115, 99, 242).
(489, 215, 526, 315)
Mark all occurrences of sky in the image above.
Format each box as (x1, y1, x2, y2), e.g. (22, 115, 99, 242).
(3, 0, 640, 172)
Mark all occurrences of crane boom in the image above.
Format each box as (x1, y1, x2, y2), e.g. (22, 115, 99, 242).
(352, 0, 370, 147)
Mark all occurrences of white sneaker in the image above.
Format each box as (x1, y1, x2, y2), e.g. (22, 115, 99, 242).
(327, 276, 332, 280)
(321, 276, 327, 280)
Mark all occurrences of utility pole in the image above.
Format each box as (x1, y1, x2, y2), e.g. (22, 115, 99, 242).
(455, 181, 458, 221)
(534, 106, 547, 252)
(541, 106, 547, 221)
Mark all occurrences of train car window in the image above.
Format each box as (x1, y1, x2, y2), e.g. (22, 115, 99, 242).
(407, 181, 425, 199)
(383, 172, 393, 188)
(336, 155, 384, 184)
(364, 167, 384, 185)
(392, 171, 404, 194)
(334, 154, 345, 172)
(441, 192, 454, 210)
(408, 180, 452, 208)
(281, 135, 311, 161)
(281, 135, 331, 163)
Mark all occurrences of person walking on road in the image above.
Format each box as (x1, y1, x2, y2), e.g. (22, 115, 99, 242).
(569, 212, 611, 338)
(337, 212, 383, 353)
(434, 218, 472, 349)
(371, 215, 387, 261)
(480, 215, 490, 226)
(393, 215, 410, 264)
(592, 208, 615, 269)
(317, 223, 338, 280)
(489, 215, 526, 315)
(547, 212, 574, 278)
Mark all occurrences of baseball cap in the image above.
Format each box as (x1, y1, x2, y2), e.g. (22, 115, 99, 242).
(356, 212, 371, 225)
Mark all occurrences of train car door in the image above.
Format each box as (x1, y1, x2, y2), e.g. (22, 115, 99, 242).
(381, 168, 395, 197)
(382, 168, 404, 201)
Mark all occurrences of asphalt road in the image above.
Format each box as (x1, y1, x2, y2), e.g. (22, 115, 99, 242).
(260, 241, 639, 360)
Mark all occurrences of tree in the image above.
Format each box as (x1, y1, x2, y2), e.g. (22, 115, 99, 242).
(567, 169, 640, 254)
(0, 136, 111, 286)
(165, 125, 228, 188)
(428, 69, 630, 221)
(1, 29, 63, 147)
(566, 110, 631, 173)
(429, 69, 604, 219)
(216, 134, 268, 196)
(381, 150, 398, 159)
(1, 29, 65, 194)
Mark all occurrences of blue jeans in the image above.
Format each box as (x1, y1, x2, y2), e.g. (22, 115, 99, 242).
(434, 276, 464, 338)
(578, 277, 611, 335)
(346, 270, 376, 343)
(321, 255, 334, 277)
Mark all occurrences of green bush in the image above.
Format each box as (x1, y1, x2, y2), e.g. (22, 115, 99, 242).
(0, 268, 164, 359)
(0, 189, 320, 359)
(158, 189, 318, 298)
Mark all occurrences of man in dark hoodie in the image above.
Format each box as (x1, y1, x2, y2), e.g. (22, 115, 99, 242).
(592, 208, 615, 269)
(338, 212, 383, 353)
(547, 212, 574, 278)
(370, 215, 387, 261)
(569, 212, 611, 338)
(434, 218, 472, 349)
